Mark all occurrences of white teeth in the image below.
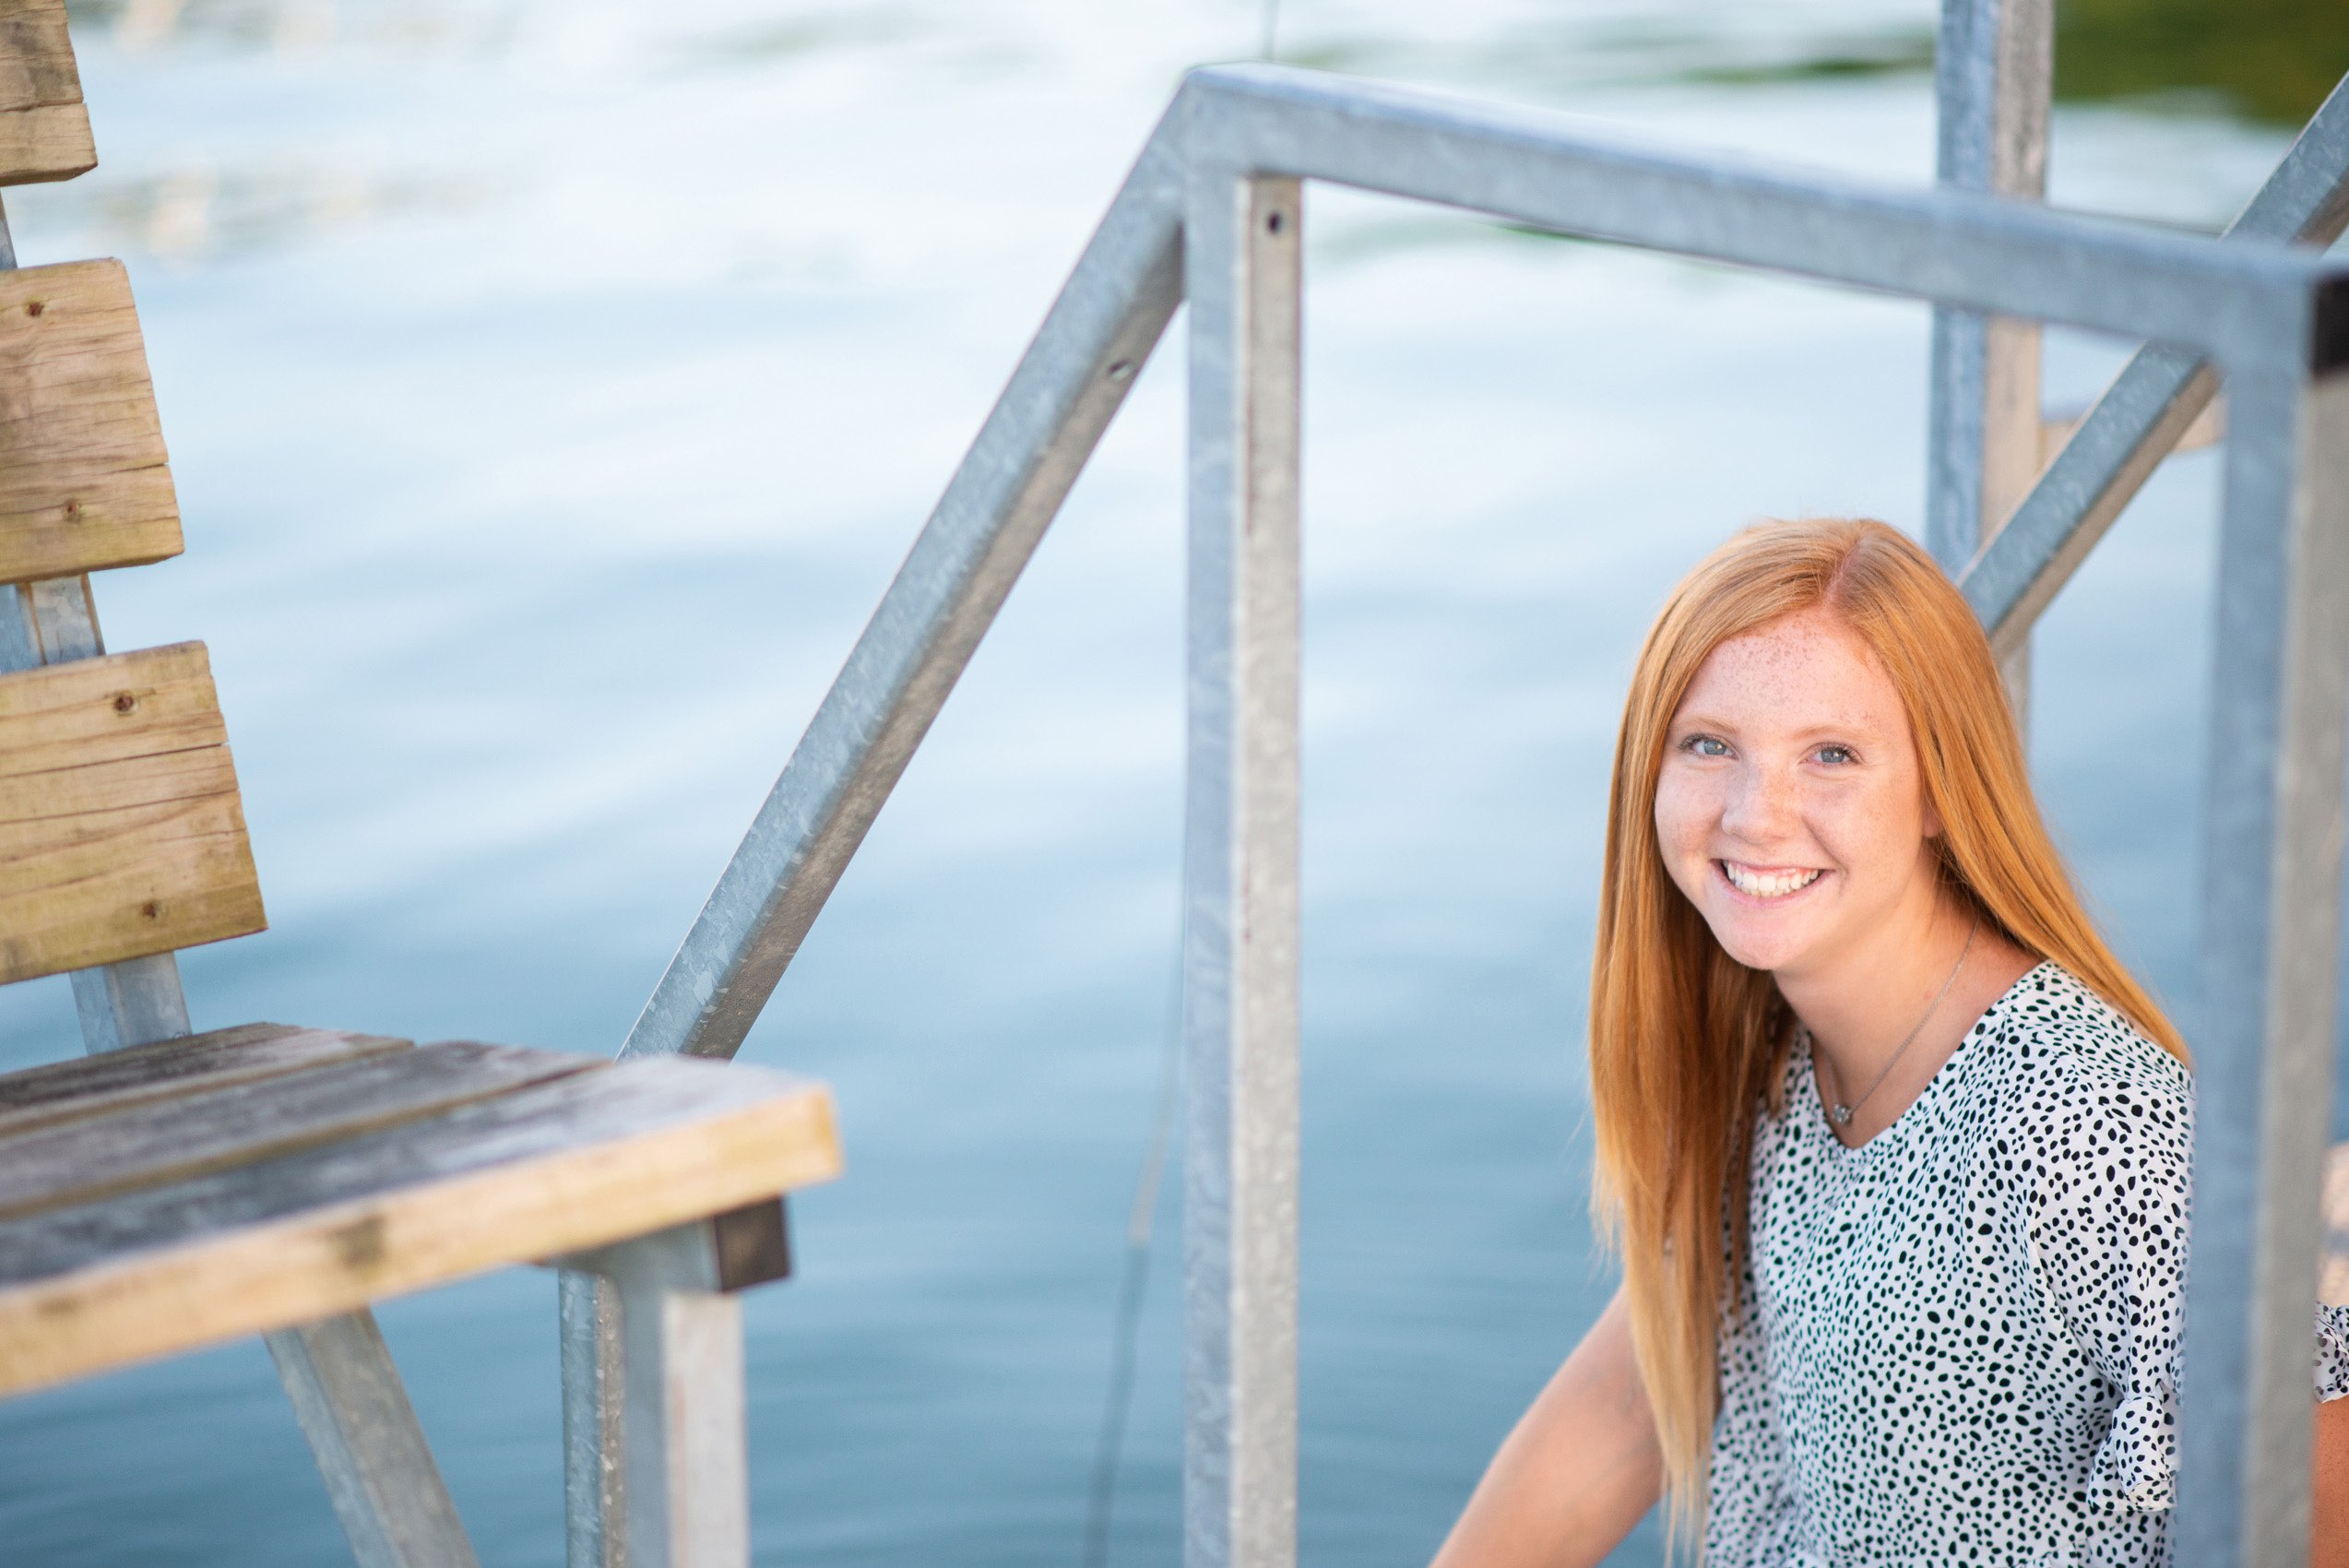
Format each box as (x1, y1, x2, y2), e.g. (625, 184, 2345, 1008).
(1723, 861, 1822, 899)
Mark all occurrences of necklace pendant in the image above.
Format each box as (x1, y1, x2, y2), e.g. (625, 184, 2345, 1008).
(1831, 1103, 1854, 1126)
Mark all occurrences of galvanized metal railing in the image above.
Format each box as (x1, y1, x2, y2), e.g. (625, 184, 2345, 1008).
(565, 24, 2349, 1568)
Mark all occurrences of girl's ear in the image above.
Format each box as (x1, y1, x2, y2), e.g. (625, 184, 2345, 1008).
(1922, 791, 1945, 841)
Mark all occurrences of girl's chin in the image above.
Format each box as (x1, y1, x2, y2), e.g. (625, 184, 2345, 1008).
(1700, 914, 1823, 974)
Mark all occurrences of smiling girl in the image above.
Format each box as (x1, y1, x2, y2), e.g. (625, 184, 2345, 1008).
(1430, 517, 2349, 1566)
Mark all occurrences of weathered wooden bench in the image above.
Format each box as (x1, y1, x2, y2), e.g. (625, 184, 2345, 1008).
(0, 6, 841, 1565)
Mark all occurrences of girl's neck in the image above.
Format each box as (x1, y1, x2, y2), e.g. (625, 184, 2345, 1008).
(1779, 893, 2038, 1146)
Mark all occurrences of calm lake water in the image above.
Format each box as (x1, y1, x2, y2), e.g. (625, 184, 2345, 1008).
(0, 1, 2330, 1563)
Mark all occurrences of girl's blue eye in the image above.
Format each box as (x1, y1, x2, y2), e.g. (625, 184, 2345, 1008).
(1816, 744, 1857, 766)
(1682, 734, 1731, 758)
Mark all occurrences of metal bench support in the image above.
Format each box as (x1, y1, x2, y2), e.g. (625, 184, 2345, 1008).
(559, 1203, 791, 1568)
(267, 1313, 480, 1568)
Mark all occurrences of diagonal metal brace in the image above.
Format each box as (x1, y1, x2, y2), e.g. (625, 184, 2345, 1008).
(613, 104, 1188, 1070)
(564, 96, 1186, 1568)
(267, 1314, 480, 1568)
(1962, 71, 2349, 653)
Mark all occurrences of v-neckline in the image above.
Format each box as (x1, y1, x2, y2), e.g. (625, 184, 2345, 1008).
(1798, 960, 2048, 1156)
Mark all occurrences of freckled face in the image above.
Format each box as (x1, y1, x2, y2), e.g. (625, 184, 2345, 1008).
(1652, 607, 1944, 978)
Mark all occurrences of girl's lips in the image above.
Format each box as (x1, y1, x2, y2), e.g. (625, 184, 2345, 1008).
(1717, 860, 1827, 902)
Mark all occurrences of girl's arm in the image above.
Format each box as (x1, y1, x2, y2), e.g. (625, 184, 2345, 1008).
(2315, 1395, 2349, 1568)
(1429, 1284, 1663, 1568)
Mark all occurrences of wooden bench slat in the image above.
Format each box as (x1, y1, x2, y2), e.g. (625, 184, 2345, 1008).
(0, 641, 266, 983)
(0, 103, 92, 184)
(0, 0, 83, 108)
(0, 1039, 598, 1222)
(0, 635, 225, 773)
(0, 1057, 840, 1394)
(0, 261, 180, 581)
(0, 4, 92, 186)
(0, 1024, 409, 1135)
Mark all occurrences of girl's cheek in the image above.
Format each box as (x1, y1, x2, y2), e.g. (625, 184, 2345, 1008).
(1653, 780, 1702, 855)
(1655, 790, 1723, 902)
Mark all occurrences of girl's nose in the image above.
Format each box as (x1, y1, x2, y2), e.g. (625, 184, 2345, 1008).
(1719, 761, 1797, 842)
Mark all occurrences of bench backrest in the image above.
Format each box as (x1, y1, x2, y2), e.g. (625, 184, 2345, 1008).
(0, 0, 267, 991)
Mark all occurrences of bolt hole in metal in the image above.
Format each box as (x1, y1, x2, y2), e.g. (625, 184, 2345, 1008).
(1106, 359, 1135, 383)
(1265, 209, 1284, 233)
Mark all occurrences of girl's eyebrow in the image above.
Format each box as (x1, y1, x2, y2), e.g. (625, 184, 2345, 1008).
(1667, 708, 1736, 731)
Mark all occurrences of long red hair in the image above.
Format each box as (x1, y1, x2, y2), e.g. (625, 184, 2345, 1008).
(1587, 517, 2186, 1532)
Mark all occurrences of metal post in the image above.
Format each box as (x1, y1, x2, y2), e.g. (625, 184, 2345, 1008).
(1181, 169, 1302, 1568)
(68, 951, 192, 1051)
(558, 1206, 789, 1568)
(612, 1278, 743, 1568)
(1927, 0, 2050, 707)
(2173, 320, 2349, 1565)
(563, 1269, 630, 1568)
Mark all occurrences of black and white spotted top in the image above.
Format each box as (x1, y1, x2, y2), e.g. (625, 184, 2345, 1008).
(1703, 960, 2349, 1566)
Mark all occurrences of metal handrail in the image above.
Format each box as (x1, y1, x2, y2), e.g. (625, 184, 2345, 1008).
(565, 55, 2349, 1568)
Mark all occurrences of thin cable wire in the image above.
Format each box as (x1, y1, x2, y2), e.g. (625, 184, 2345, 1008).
(1083, 949, 1185, 1568)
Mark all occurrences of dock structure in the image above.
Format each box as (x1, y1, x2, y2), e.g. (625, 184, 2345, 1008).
(589, 5, 2349, 1567)
(0, 6, 842, 1567)
(0, 0, 2336, 1564)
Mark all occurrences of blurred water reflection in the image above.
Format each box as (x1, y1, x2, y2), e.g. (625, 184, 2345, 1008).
(0, 3, 2323, 1565)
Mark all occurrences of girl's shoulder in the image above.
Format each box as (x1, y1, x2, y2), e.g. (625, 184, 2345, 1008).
(1982, 961, 2192, 1155)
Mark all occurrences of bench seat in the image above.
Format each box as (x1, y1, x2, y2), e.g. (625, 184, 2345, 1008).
(0, 1024, 840, 1396)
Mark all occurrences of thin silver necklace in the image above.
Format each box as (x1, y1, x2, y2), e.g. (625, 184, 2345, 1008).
(1824, 915, 1979, 1128)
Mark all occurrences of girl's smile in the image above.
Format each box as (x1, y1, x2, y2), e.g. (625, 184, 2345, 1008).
(1716, 861, 1825, 901)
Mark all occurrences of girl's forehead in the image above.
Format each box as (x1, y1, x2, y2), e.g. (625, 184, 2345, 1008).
(1677, 610, 1906, 725)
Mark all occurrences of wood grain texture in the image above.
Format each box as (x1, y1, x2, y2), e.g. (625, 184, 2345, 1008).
(0, 2, 92, 185)
(0, 1040, 598, 1221)
(0, 1024, 409, 1137)
(0, 640, 267, 983)
(0, 260, 181, 582)
(0, 1057, 841, 1394)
